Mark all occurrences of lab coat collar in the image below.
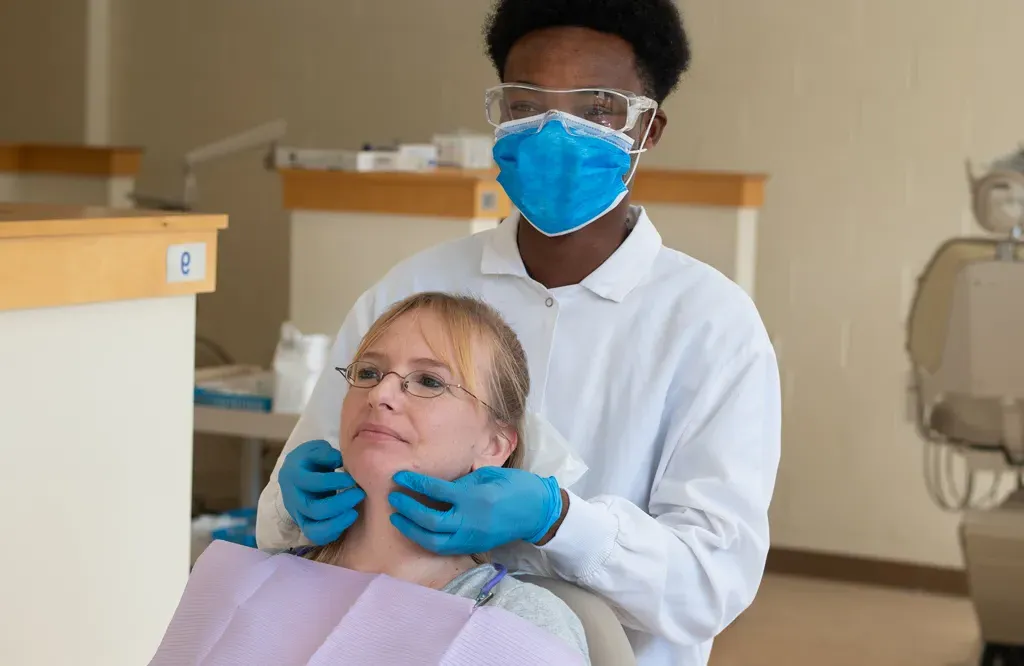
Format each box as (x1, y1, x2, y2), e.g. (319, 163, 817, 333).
(480, 206, 663, 303)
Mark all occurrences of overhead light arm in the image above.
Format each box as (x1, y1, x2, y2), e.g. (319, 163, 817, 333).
(184, 119, 288, 168)
(130, 119, 287, 212)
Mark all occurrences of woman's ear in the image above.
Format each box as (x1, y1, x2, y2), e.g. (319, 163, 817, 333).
(473, 425, 518, 470)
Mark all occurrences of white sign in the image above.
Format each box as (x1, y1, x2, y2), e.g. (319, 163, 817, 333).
(166, 243, 207, 283)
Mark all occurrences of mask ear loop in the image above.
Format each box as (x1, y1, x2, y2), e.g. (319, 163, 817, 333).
(625, 107, 658, 187)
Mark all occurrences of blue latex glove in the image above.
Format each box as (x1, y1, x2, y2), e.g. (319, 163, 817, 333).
(387, 467, 563, 555)
(280, 440, 366, 546)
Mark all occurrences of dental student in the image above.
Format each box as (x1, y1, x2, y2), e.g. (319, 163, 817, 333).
(256, 1, 781, 665)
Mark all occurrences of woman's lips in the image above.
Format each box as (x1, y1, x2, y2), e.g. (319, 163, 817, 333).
(355, 424, 406, 443)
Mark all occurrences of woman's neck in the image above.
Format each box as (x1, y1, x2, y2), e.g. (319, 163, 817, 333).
(329, 487, 476, 590)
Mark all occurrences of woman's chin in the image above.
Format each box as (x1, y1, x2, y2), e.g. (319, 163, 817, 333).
(343, 446, 466, 492)
(344, 449, 413, 491)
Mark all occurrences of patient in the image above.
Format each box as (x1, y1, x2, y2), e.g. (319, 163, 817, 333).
(152, 293, 589, 665)
(151, 294, 589, 665)
(296, 292, 589, 659)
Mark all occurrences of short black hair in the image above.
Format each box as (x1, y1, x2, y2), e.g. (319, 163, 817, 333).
(484, 0, 691, 103)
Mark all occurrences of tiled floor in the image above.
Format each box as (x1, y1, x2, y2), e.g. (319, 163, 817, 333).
(710, 574, 981, 666)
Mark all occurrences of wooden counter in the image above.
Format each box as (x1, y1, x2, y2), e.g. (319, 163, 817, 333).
(0, 202, 226, 666)
(0, 203, 226, 312)
(0, 143, 143, 176)
(633, 169, 767, 208)
(279, 167, 767, 215)
(278, 166, 768, 335)
(0, 143, 144, 208)
(280, 168, 511, 219)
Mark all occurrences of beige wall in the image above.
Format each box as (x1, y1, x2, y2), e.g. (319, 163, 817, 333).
(108, 0, 501, 511)
(678, 1, 1024, 567)
(110, 0, 500, 366)
(97, 1, 1024, 566)
(0, 0, 88, 142)
(675, 2, 1023, 568)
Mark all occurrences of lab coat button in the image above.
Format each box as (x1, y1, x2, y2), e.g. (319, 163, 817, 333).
(545, 297, 554, 308)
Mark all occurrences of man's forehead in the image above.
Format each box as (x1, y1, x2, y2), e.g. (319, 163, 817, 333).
(502, 26, 642, 94)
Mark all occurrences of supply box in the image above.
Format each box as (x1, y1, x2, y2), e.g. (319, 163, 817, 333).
(275, 131, 493, 172)
(433, 132, 494, 169)
(275, 147, 400, 172)
(194, 365, 274, 413)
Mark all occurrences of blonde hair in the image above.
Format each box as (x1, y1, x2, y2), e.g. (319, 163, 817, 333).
(308, 292, 530, 565)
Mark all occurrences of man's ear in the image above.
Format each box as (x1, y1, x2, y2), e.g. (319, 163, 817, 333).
(474, 426, 518, 470)
(643, 109, 668, 150)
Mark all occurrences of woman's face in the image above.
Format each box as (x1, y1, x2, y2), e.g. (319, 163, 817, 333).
(339, 310, 514, 492)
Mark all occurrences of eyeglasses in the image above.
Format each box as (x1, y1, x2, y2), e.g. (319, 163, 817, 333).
(485, 83, 658, 133)
(336, 361, 495, 413)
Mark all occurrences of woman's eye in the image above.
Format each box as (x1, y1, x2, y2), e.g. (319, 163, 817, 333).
(415, 373, 445, 390)
(356, 368, 380, 381)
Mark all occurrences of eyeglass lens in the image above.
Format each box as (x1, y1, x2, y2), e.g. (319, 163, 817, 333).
(342, 361, 448, 398)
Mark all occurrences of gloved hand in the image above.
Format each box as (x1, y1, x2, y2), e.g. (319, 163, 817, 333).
(279, 440, 366, 546)
(387, 467, 563, 555)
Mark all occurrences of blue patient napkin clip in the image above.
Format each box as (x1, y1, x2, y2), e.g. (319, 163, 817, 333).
(473, 564, 508, 610)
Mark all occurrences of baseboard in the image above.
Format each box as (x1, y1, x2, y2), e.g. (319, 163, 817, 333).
(765, 547, 968, 596)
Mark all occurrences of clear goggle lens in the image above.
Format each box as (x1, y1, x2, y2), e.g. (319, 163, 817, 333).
(485, 85, 655, 134)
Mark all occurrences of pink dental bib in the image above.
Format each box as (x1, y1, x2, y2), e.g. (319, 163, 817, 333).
(150, 541, 584, 665)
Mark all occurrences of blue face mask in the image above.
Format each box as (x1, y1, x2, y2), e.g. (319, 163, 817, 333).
(492, 113, 637, 237)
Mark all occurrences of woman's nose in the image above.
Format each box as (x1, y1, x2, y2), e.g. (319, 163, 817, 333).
(367, 373, 404, 411)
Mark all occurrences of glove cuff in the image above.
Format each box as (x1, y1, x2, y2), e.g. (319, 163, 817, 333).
(526, 476, 564, 544)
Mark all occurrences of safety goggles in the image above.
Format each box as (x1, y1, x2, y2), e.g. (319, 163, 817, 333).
(485, 84, 658, 134)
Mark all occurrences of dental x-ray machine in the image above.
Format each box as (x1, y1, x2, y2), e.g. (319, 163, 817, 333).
(907, 147, 1024, 666)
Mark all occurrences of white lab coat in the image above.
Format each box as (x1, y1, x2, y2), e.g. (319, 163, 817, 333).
(256, 207, 781, 666)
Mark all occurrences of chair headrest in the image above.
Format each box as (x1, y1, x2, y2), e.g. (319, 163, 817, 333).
(968, 148, 1024, 235)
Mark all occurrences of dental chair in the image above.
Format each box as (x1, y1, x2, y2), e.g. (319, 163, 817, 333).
(907, 149, 1024, 666)
(519, 575, 637, 666)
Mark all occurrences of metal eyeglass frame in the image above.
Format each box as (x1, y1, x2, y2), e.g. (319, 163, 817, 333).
(336, 362, 497, 414)
(484, 83, 658, 133)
